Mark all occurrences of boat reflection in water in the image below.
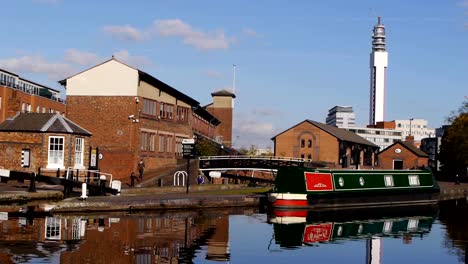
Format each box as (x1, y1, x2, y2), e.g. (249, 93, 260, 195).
(268, 204, 437, 249)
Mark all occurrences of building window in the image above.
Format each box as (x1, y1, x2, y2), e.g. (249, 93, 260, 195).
(308, 139, 312, 148)
(48, 136, 64, 168)
(384, 175, 394, 187)
(141, 132, 148, 151)
(142, 98, 157, 116)
(301, 139, 305, 148)
(408, 175, 420, 186)
(74, 138, 84, 168)
(42, 106, 46, 113)
(307, 154, 312, 160)
(158, 135, 165, 152)
(149, 133, 155, 152)
(300, 154, 304, 159)
(36, 106, 40, 112)
(160, 103, 174, 120)
(0, 96, 2, 110)
(166, 136, 173, 153)
(177, 106, 189, 122)
(175, 137, 184, 156)
(45, 217, 61, 240)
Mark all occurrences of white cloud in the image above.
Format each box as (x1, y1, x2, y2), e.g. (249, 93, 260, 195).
(153, 19, 232, 50)
(204, 69, 223, 78)
(102, 25, 145, 41)
(233, 116, 275, 148)
(243, 28, 258, 37)
(64, 49, 102, 65)
(0, 55, 75, 81)
(113, 50, 153, 68)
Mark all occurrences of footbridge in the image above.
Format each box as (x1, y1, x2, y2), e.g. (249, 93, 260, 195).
(198, 155, 325, 173)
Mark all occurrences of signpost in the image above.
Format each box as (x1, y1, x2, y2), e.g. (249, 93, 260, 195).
(182, 138, 196, 193)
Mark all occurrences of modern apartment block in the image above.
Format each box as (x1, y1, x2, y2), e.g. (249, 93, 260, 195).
(0, 68, 65, 123)
(59, 58, 223, 181)
(326, 105, 356, 128)
(393, 119, 435, 141)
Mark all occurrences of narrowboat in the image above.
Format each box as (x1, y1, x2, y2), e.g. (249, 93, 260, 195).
(268, 166, 440, 209)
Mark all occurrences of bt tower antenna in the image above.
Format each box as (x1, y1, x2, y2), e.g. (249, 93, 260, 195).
(232, 64, 236, 94)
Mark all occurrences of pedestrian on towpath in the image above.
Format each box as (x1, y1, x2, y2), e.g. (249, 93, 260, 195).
(130, 172, 139, 187)
(138, 159, 145, 180)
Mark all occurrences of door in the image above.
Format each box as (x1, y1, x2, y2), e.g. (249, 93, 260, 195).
(393, 160, 403, 170)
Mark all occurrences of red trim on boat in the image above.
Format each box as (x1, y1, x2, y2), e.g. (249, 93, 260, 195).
(273, 199, 308, 207)
(273, 210, 308, 217)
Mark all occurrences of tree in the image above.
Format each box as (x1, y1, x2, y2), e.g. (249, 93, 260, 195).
(194, 138, 218, 156)
(439, 98, 468, 177)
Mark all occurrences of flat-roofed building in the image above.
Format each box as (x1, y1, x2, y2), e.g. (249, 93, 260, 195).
(0, 68, 65, 123)
(326, 105, 356, 128)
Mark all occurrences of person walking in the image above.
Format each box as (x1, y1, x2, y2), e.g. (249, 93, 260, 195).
(137, 159, 145, 180)
(130, 172, 139, 187)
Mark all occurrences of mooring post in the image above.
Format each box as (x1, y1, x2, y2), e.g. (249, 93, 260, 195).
(99, 175, 106, 196)
(28, 172, 36, 192)
(186, 158, 190, 194)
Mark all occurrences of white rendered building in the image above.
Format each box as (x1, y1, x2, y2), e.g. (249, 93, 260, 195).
(393, 119, 435, 141)
(369, 17, 388, 126)
(344, 126, 402, 151)
(326, 106, 356, 128)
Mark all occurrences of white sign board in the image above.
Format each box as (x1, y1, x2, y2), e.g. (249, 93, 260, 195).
(0, 169, 10, 177)
(182, 138, 195, 144)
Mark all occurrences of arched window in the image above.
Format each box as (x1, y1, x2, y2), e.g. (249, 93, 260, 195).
(308, 139, 312, 148)
(301, 139, 305, 148)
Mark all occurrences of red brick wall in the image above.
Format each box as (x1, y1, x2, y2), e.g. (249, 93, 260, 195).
(0, 86, 65, 123)
(274, 121, 339, 166)
(377, 143, 428, 169)
(0, 132, 90, 173)
(206, 106, 233, 147)
(66, 96, 194, 181)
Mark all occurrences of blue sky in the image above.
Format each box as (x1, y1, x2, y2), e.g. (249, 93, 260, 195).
(1, 0, 467, 148)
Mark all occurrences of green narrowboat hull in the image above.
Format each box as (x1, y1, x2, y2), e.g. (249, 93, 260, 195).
(269, 166, 440, 209)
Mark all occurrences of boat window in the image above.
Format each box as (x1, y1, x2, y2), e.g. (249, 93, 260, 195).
(407, 219, 419, 231)
(359, 177, 365, 186)
(338, 177, 344, 187)
(408, 175, 420, 186)
(383, 221, 393, 233)
(384, 175, 394, 187)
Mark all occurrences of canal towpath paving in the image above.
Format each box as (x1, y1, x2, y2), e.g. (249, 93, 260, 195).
(0, 181, 467, 213)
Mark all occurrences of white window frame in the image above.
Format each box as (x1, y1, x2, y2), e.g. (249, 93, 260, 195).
(45, 217, 61, 240)
(74, 138, 85, 169)
(47, 136, 65, 169)
(408, 175, 420, 186)
(384, 175, 394, 187)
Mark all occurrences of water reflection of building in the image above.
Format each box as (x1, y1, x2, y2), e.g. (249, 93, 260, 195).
(0, 210, 234, 264)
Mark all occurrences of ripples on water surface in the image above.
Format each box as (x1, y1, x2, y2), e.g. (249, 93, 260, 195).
(0, 199, 467, 263)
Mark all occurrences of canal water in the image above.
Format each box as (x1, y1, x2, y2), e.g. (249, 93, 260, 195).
(0, 198, 467, 263)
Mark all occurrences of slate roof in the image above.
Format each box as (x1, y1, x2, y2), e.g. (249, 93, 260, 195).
(272, 119, 378, 148)
(0, 113, 91, 136)
(379, 140, 429, 157)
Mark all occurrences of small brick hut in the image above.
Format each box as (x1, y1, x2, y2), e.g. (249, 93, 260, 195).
(0, 113, 91, 173)
(377, 139, 429, 170)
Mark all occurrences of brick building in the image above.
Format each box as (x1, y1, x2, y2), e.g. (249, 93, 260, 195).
(271, 120, 379, 168)
(205, 90, 235, 147)
(0, 68, 65, 123)
(59, 58, 222, 181)
(377, 139, 429, 169)
(0, 113, 91, 172)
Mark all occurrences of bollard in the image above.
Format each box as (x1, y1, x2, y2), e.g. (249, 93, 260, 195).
(80, 183, 88, 200)
(28, 172, 36, 192)
(99, 175, 106, 196)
